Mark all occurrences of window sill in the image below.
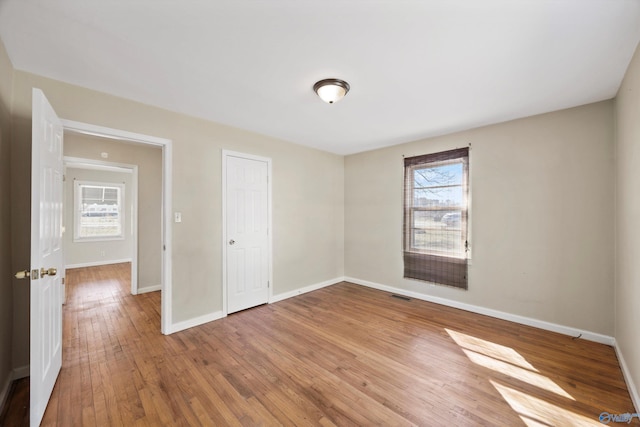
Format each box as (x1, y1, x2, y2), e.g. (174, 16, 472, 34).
(73, 236, 125, 243)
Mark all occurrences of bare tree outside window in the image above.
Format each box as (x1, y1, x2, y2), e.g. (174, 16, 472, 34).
(410, 161, 465, 256)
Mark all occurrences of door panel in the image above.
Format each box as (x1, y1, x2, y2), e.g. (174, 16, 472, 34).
(31, 89, 64, 427)
(226, 154, 269, 314)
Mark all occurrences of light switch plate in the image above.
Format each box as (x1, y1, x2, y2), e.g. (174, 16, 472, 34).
(174, 212, 182, 223)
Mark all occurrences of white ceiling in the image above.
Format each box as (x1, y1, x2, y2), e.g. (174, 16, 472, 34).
(1, 0, 639, 155)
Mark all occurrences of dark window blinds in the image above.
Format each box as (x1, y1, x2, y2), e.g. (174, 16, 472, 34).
(403, 147, 469, 289)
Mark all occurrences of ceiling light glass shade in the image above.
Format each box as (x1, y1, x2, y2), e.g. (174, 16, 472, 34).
(313, 78, 350, 104)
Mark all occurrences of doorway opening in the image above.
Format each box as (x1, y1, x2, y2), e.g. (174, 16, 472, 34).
(63, 157, 140, 299)
(61, 120, 173, 334)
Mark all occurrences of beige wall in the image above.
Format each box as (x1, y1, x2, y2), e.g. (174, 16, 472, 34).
(63, 167, 133, 267)
(615, 41, 640, 405)
(0, 38, 14, 398)
(64, 134, 162, 289)
(9, 70, 345, 367)
(345, 101, 615, 335)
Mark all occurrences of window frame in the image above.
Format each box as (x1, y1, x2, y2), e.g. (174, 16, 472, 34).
(73, 180, 125, 242)
(405, 157, 469, 259)
(402, 147, 470, 289)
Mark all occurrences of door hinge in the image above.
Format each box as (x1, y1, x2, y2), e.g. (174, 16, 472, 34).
(163, 245, 166, 251)
(267, 281, 270, 288)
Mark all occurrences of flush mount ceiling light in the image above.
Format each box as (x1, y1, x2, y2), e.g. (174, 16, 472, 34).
(313, 78, 350, 104)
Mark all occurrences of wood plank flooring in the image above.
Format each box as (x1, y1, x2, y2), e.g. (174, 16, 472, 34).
(0, 377, 28, 426)
(5, 262, 637, 426)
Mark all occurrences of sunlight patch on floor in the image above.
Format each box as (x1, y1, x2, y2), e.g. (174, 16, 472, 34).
(446, 328, 537, 371)
(491, 381, 601, 426)
(446, 329, 574, 400)
(461, 349, 573, 399)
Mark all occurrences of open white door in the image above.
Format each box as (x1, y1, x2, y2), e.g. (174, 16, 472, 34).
(30, 88, 64, 426)
(224, 152, 271, 314)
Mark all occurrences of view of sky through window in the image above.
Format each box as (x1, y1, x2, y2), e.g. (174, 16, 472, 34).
(410, 161, 465, 255)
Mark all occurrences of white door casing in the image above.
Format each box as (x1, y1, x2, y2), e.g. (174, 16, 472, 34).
(31, 88, 64, 426)
(61, 119, 173, 335)
(223, 151, 272, 314)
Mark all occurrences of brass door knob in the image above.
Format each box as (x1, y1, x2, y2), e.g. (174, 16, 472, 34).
(40, 267, 57, 277)
(15, 270, 30, 279)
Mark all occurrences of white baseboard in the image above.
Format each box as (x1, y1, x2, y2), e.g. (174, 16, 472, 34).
(168, 311, 225, 334)
(12, 365, 29, 380)
(137, 284, 161, 294)
(0, 373, 10, 417)
(0, 365, 30, 415)
(614, 340, 640, 413)
(66, 258, 132, 269)
(270, 276, 344, 304)
(345, 276, 615, 346)
(165, 277, 342, 334)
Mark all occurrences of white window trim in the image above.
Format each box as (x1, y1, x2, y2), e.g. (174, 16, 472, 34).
(73, 180, 125, 242)
(404, 154, 471, 260)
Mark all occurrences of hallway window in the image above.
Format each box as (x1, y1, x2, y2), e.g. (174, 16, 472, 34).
(74, 181, 125, 241)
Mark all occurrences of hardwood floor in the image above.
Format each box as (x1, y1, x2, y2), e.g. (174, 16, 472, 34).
(5, 262, 636, 426)
(0, 377, 28, 426)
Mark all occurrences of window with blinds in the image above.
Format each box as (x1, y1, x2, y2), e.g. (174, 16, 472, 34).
(74, 181, 125, 241)
(403, 147, 469, 289)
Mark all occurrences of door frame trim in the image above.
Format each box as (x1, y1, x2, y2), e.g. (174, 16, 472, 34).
(61, 119, 173, 335)
(221, 150, 273, 316)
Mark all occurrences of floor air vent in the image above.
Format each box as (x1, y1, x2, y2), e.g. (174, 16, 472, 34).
(391, 294, 411, 301)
